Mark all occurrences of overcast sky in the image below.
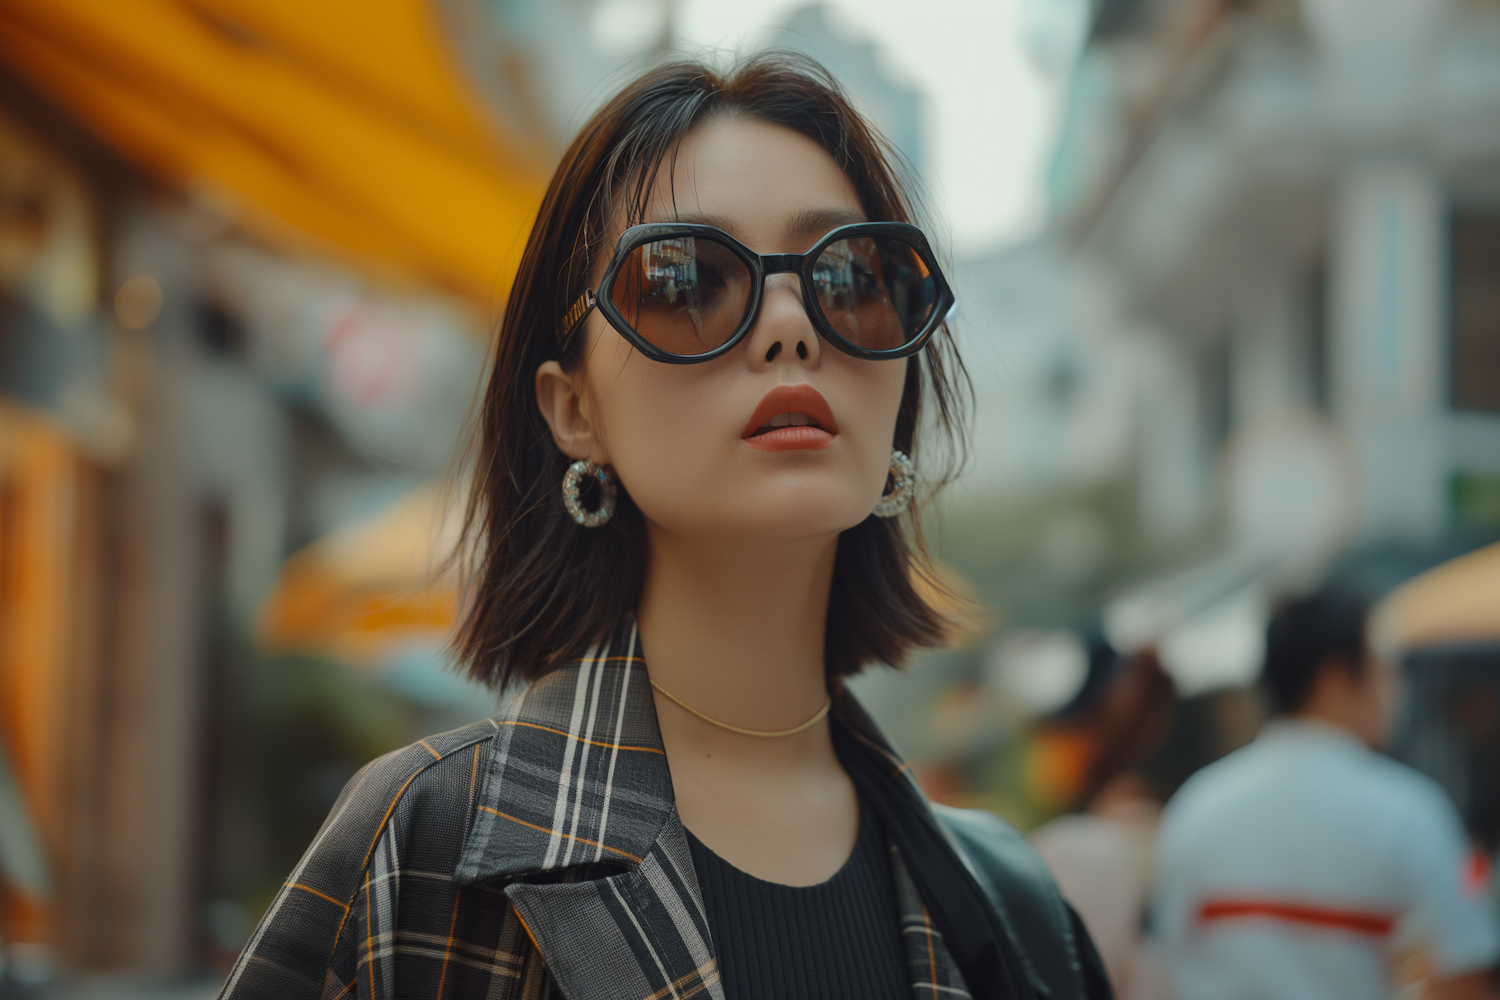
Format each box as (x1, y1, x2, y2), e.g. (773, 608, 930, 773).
(673, 0, 1087, 257)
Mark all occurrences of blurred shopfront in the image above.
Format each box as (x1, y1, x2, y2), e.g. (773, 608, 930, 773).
(0, 0, 549, 985)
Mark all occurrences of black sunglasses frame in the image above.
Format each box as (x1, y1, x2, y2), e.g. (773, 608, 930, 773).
(558, 221, 955, 364)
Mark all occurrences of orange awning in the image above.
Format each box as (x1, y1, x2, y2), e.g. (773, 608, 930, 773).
(257, 483, 459, 666)
(1379, 542, 1500, 651)
(0, 0, 545, 300)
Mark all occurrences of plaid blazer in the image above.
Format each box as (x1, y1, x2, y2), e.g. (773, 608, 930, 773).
(218, 619, 980, 1000)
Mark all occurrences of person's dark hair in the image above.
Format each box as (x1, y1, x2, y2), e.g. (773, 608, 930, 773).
(452, 53, 970, 690)
(1261, 585, 1372, 715)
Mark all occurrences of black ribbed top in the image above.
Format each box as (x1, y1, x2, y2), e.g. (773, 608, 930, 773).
(685, 803, 908, 1000)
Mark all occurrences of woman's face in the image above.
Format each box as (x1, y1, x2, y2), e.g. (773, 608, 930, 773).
(538, 116, 908, 543)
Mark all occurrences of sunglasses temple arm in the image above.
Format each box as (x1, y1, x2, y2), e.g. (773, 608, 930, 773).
(557, 288, 598, 343)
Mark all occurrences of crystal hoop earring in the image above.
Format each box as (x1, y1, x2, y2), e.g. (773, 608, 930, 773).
(872, 450, 916, 518)
(562, 460, 616, 528)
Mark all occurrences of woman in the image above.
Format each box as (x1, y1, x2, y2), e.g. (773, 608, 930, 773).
(220, 54, 1110, 1000)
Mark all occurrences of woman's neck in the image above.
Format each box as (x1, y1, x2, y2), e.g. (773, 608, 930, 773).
(637, 525, 859, 885)
(635, 527, 838, 759)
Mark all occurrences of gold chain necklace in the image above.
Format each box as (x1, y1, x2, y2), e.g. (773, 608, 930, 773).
(648, 679, 831, 738)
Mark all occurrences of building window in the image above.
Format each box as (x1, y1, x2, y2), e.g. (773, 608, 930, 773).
(1451, 208, 1500, 413)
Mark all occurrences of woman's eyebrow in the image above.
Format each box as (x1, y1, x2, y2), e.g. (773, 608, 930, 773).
(654, 211, 737, 232)
(787, 208, 868, 240)
(641, 208, 870, 248)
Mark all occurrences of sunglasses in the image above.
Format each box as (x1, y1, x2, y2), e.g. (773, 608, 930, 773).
(559, 221, 955, 364)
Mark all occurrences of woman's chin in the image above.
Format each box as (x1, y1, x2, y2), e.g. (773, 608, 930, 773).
(734, 509, 870, 541)
(645, 499, 875, 543)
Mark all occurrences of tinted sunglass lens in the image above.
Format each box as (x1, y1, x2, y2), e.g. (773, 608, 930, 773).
(610, 236, 752, 357)
(812, 236, 938, 352)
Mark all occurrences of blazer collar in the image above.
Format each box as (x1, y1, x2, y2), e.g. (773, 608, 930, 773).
(455, 618, 672, 884)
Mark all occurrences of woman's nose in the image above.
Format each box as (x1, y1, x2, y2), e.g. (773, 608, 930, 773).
(750, 274, 821, 365)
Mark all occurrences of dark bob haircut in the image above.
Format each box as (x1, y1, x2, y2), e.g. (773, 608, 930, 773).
(452, 52, 969, 690)
(1261, 585, 1372, 715)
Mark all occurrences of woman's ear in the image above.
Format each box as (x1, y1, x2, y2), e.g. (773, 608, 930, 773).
(535, 360, 610, 464)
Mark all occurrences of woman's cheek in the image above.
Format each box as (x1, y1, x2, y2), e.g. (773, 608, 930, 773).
(606, 409, 726, 527)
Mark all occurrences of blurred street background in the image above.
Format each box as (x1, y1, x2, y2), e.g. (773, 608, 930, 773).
(0, 0, 1497, 995)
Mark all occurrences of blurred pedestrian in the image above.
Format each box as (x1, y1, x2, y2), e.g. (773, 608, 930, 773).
(1032, 643, 1176, 999)
(1034, 769, 1160, 997)
(1150, 585, 1500, 999)
(217, 54, 1109, 1000)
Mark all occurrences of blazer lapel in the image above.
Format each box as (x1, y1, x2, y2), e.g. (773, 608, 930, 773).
(454, 620, 670, 880)
(889, 843, 975, 1000)
(835, 691, 982, 1000)
(505, 815, 722, 1000)
(453, 619, 725, 1000)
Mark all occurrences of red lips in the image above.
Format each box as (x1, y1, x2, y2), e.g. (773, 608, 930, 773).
(742, 384, 837, 452)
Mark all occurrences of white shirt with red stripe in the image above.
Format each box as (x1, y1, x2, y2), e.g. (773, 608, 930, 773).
(1151, 719, 1499, 999)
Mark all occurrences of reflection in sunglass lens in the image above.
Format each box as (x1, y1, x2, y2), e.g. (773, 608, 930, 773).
(812, 236, 937, 352)
(610, 236, 752, 357)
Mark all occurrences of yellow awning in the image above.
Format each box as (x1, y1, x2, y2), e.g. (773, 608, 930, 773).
(0, 0, 545, 300)
(1379, 542, 1500, 651)
(257, 483, 459, 666)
